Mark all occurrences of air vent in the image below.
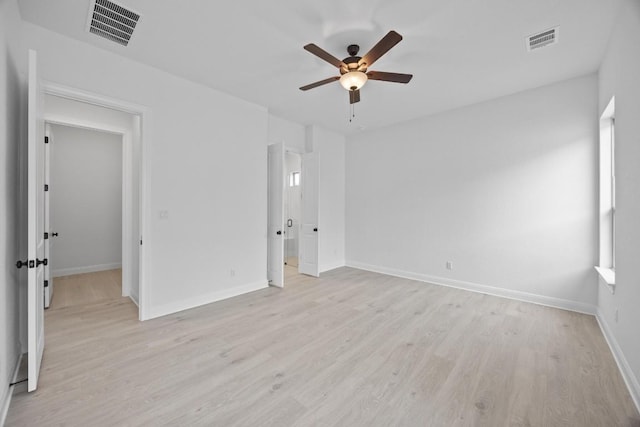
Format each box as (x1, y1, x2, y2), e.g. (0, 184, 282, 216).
(527, 27, 559, 51)
(87, 0, 140, 47)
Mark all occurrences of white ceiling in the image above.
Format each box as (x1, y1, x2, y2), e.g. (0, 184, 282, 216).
(18, 0, 620, 135)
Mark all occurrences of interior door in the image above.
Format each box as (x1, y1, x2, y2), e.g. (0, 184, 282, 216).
(267, 142, 285, 287)
(299, 151, 319, 277)
(44, 124, 54, 308)
(27, 49, 46, 391)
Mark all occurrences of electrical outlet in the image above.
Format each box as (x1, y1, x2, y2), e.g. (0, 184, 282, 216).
(446, 261, 453, 270)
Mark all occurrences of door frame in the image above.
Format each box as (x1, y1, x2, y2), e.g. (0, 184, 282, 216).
(267, 141, 285, 287)
(43, 82, 151, 320)
(44, 122, 130, 294)
(284, 149, 303, 269)
(43, 124, 52, 308)
(267, 143, 319, 281)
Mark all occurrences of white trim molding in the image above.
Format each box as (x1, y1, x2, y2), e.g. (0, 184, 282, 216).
(346, 260, 597, 315)
(53, 263, 122, 277)
(146, 280, 269, 320)
(1, 353, 23, 426)
(319, 262, 346, 274)
(44, 81, 148, 116)
(596, 309, 640, 413)
(128, 294, 139, 307)
(595, 266, 615, 294)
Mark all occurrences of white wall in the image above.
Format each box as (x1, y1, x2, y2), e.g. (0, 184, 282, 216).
(50, 124, 122, 276)
(20, 20, 269, 319)
(309, 126, 346, 273)
(597, 0, 640, 409)
(346, 74, 599, 312)
(0, 0, 25, 421)
(268, 114, 305, 152)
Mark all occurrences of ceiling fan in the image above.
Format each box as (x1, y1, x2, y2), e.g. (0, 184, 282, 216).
(299, 30, 413, 105)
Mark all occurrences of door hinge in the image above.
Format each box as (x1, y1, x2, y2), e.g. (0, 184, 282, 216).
(44, 136, 49, 144)
(44, 184, 49, 191)
(44, 280, 48, 288)
(44, 232, 49, 239)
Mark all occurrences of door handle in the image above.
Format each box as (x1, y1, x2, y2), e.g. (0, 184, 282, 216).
(287, 219, 293, 227)
(313, 228, 318, 232)
(16, 259, 47, 268)
(276, 230, 282, 235)
(52, 232, 59, 237)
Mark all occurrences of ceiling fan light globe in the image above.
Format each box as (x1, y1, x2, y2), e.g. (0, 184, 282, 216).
(340, 71, 368, 91)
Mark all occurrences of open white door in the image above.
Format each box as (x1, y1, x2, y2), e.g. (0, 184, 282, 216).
(27, 49, 46, 392)
(299, 151, 319, 277)
(44, 124, 54, 308)
(267, 142, 285, 287)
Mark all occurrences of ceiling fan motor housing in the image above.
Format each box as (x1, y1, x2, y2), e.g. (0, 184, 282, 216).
(341, 57, 364, 74)
(347, 44, 360, 56)
(341, 44, 366, 74)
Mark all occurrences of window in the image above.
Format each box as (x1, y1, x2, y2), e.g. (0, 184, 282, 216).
(289, 171, 300, 187)
(610, 117, 615, 269)
(597, 97, 615, 287)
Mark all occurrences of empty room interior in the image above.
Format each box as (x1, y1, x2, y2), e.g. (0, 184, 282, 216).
(1, 0, 640, 426)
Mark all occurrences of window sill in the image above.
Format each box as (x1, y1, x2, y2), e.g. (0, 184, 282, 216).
(595, 266, 615, 294)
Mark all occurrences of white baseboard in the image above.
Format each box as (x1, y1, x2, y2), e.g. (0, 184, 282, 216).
(146, 280, 269, 320)
(596, 309, 640, 413)
(53, 262, 122, 277)
(128, 293, 139, 307)
(345, 260, 596, 315)
(1, 352, 23, 427)
(320, 261, 346, 274)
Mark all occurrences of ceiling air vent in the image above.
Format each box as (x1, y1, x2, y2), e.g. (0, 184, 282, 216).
(87, 0, 140, 47)
(526, 27, 559, 51)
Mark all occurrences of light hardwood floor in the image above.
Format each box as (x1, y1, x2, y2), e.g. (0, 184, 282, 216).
(7, 267, 639, 426)
(49, 269, 122, 310)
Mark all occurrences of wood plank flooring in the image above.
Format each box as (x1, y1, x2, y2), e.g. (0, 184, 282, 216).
(7, 267, 639, 426)
(50, 269, 122, 310)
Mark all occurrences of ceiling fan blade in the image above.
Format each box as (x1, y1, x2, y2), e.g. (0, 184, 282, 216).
(299, 76, 340, 91)
(367, 71, 413, 84)
(349, 89, 361, 104)
(360, 31, 403, 68)
(304, 44, 346, 69)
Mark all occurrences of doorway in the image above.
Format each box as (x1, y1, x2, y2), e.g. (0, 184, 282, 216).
(46, 123, 124, 309)
(42, 88, 146, 316)
(267, 142, 318, 287)
(284, 151, 301, 269)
